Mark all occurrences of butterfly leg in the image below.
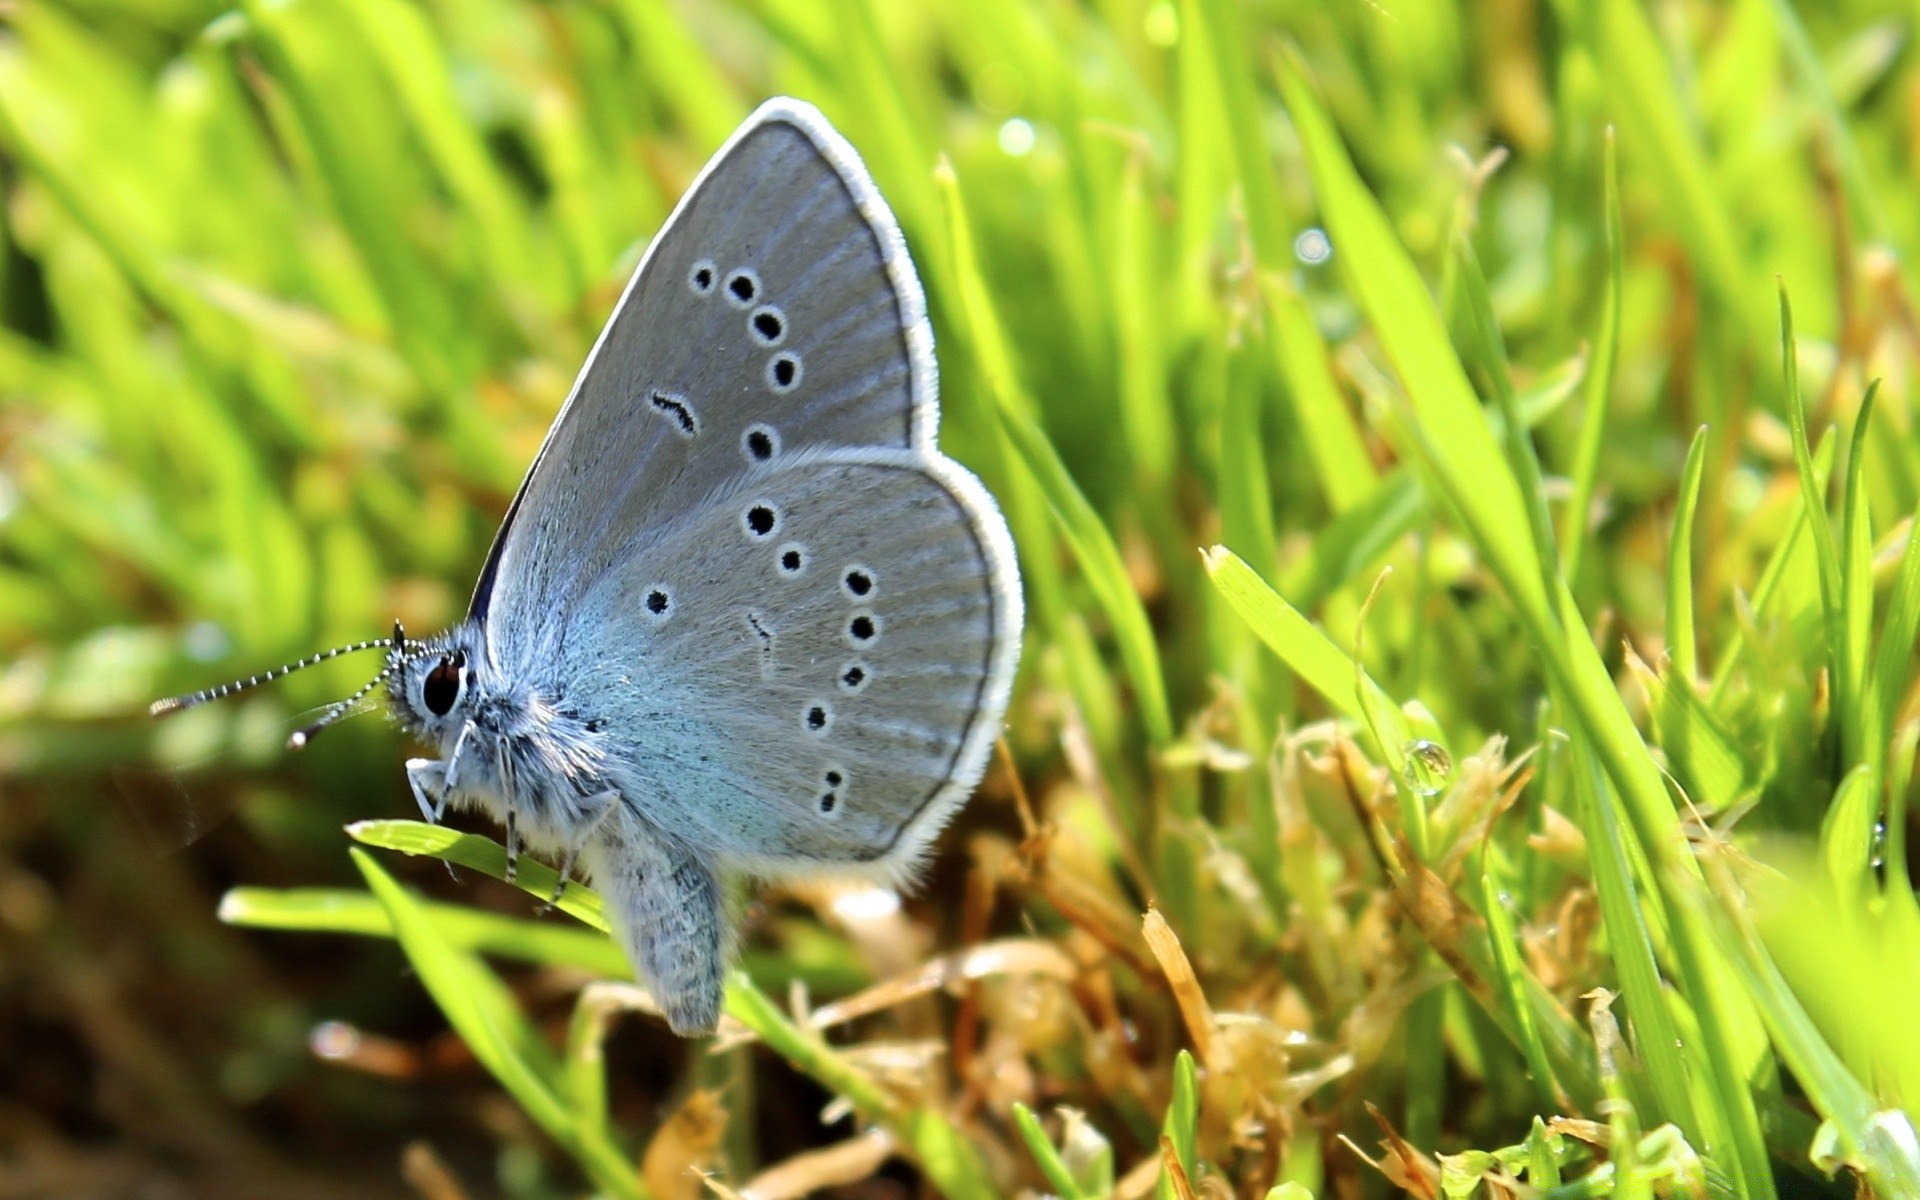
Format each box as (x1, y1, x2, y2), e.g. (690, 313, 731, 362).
(442, 720, 477, 792)
(594, 827, 727, 1036)
(405, 758, 448, 823)
(405, 758, 461, 880)
(504, 810, 519, 883)
(536, 790, 618, 915)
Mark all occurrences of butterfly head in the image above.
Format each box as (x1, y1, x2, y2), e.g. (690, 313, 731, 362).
(386, 621, 491, 744)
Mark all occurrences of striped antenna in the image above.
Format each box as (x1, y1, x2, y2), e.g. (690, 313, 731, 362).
(286, 661, 400, 750)
(149, 622, 419, 720)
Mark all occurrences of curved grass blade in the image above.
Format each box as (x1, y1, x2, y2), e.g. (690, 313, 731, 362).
(347, 818, 608, 930)
(351, 849, 643, 1199)
(220, 885, 630, 975)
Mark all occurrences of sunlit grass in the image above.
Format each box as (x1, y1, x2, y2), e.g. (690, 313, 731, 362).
(4, 0, 1920, 1196)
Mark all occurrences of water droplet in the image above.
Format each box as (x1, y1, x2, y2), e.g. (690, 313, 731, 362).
(310, 1019, 361, 1060)
(998, 117, 1036, 157)
(1404, 739, 1451, 797)
(1295, 227, 1332, 265)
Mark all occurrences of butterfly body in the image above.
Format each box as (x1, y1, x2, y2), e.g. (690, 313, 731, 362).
(386, 621, 611, 854)
(351, 99, 1022, 1035)
(390, 622, 734, 1034)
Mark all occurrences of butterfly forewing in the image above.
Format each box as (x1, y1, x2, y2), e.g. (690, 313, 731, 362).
(476, 104, 936, 673)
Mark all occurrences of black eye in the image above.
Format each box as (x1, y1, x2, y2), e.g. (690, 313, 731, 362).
(423, 655, 462, 716)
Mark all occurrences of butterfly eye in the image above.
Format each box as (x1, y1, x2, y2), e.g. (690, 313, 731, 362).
(423, 652, 464, 717)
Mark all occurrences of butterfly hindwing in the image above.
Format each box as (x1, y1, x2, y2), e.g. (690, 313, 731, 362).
(557, 453, 1019, 878)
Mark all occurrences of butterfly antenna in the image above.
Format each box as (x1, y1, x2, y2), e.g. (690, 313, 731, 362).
(286, 621, 431, 750)
(149, 637, 395, 719)
(286, 665, 393, 750)
(149, 620, 432, 717)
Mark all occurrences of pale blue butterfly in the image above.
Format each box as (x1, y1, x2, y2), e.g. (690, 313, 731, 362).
(154, 98, 1024, 1035)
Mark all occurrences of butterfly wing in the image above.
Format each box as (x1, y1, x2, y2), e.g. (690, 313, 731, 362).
(557, 451, 1019, 878)
(475, 97, 1020, 878)
(474, 97, 939, 671)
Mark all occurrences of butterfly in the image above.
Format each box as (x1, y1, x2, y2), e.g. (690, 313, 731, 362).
(154, 98, 1023, 1035)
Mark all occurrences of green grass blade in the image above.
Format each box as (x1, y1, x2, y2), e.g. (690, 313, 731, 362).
(351, 849, 643, 1199)
(1763, 0, 1900, 255)
(935, 157, 1173, 747)
(1583, 0, 1770, 356)
(1780, 286, 1846, 724)
(1478, 851, 1565, 1111)
(1838, 384, 1880, 773)
(1278, 472, 1425, 609)
(1562, 128, 1622, 587)
(346, 819, 609, 930)
(1113, 143, 1177, 490)
(603, 0, 748, 149)
(1874, 502, 1920, 739)
(720, 976, 1007, 1198)
(1708, 436, 1837, 705)
(1453, 228, 1565, 609)
(336, 0, 538, 297)
(1202, 546, 1412, 774)
(1709, 877, 1920, 1196)
(1667, 427, 1709, 685)
(908, 1109, 1003, 1200)
(1012, 1103, 1089, 1200)
(219, 885, 630, 974)
(1272, 287, 1377, 514)
(1566, 739, 1695, 1133)
(565, 989, 614, 1145)
(1276, 49, 1547, 632)
(1156, 1049, 1199, 1200)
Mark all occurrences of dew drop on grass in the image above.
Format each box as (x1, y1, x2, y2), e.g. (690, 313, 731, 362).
(1404, 739, 1451, 797)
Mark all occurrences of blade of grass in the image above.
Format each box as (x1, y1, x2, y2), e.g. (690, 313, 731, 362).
(1780, 286, 1847, 744)
(1577, 0, 1771, 358)
(1838, 384, 1880, 775)
(936, 156, 1173, 747)
(1708, 436, 1837, 705)
(1280, 53, 1775, 1192)
(1113, 140, 1177, 490)
(1452, 228, 1565, 608)
(1561, 128, 1622, 587)
(1873, 504, 1920, 738)
(218, 885, 630, 974)
(604, 0, 748, 149)
(337, 0, 538, 298)
(1567, 738, 1695, 1134)
(1763, 0, 1901, 262)
(1478, 848, 1566, 1111)
(1202, 545, 1413, 776)
(1272, 287, 1377, 514)
(347, 828, 993, 1193)
(347, 819, 608, 930)
(1013, 1103, 1089, 1200)
(1667, 427, 1709, 685)
(352, 849, 643, 1199)
(724, 980, 1000, 1197)
(1704, 870, 1920, 1195)
(1156, 1049, 1199, 1200)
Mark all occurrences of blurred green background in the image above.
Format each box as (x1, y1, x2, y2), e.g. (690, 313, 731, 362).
(4, 0, 1920, 1196)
